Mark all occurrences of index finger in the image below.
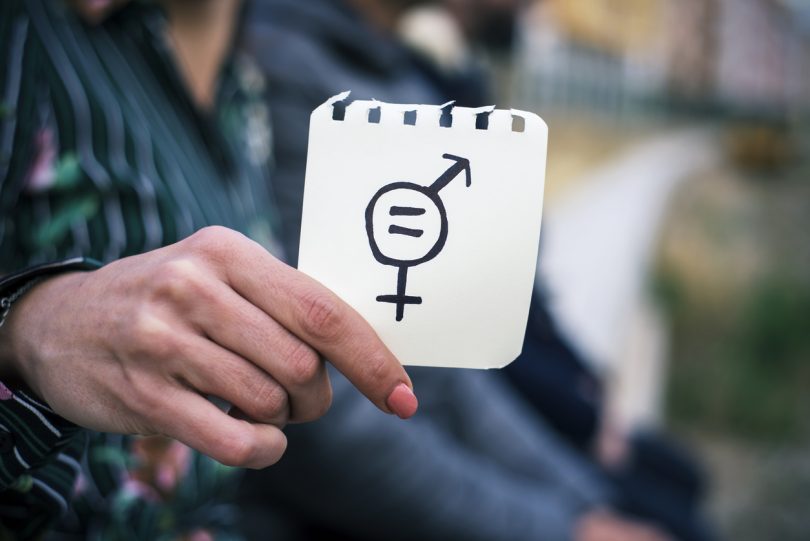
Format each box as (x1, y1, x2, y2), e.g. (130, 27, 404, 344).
(215, 232, 418, 418)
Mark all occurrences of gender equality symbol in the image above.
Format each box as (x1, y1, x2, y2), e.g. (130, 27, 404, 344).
(365, 153, 472, 321)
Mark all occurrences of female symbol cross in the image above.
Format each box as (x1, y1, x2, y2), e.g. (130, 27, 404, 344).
(365, 153, 472, 321)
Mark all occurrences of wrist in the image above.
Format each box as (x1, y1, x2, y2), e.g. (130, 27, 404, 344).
(0, 257, 100, 392)
(2, 272, 90, 393)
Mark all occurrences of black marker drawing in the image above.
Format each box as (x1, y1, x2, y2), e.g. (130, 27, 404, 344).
(365, 153, 472, 321)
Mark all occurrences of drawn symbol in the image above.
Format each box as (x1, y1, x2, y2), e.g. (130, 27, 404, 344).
(365, 153, 472, 321)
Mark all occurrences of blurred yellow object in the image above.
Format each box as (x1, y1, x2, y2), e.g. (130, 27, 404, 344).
(727, 122, 794, 172)
(548, 0, 663, 52)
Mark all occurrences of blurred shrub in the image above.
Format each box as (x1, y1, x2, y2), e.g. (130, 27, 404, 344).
(658, 269, 810, 442)
(655, 147, 810, 443)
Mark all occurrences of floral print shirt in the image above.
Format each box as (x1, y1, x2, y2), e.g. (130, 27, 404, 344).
(0, 1, 279, 539)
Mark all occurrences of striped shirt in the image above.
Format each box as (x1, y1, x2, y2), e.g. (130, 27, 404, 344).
(0, 0, 279, 538)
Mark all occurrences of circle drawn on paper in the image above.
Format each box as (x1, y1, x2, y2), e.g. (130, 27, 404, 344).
(365, 154, 472, 321)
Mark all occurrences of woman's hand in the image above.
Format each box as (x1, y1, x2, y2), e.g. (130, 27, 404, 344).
(575, 510, 674, 541)
(1, 226, 417, 468)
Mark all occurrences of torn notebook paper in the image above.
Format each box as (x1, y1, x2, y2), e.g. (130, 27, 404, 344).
(298, 92, 547, 369)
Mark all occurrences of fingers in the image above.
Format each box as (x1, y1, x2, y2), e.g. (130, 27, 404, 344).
(175, 334, 291, 426)
(178, 227, 417, 418)
(157, 389, 287, 469)
(184, 278, 332, 423)
(575, 511, 674, 541)
(215, 233, 417, 418)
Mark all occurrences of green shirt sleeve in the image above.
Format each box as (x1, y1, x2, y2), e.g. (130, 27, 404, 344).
(0, 385, 85, 539)
(0, 4, 88, 539)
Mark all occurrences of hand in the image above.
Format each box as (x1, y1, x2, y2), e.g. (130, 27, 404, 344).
(69, 0, 130, 24)
(575, 510, 674, 541)
(0, 226, 417, 468)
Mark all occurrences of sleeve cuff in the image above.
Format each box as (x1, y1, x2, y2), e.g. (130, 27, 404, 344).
(0, 257, 102, 296)
(0, 258, 100, 491)
(0, 381, 84, 491)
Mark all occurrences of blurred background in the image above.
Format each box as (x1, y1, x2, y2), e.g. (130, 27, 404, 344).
(401, 0, 810, 539)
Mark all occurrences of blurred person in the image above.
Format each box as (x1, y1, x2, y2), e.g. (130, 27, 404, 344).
(400, 3, 717, 540)
(443, 0, 524, 53)
(400, 0, 713, 539)
(238, 1, 676, 540)
(0, 0, 418, 538)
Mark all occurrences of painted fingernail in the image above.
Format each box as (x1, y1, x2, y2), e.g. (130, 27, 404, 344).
(386, 383, 418, 419)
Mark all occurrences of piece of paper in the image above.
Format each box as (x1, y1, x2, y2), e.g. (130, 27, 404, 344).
(298, 92, 547, 369)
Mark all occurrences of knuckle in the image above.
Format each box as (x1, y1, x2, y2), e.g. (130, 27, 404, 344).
(186, 226, 242, 261)
(129, 310, 197, 371)
(285, 340, 321, 386)
(361, 351, 391, 389)
(189, 225, 231, 244)
(299, 291, 343, 342)
(154, 258, 205, 302)
(251, 378, 289, 421)
(219, 430, 256, 467)
(130, 308, 175, 358)
(291, 384, 332, 424)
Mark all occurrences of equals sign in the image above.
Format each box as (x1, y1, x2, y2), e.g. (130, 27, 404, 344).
(390, 206, 426, 216)
(389, 206, 426, 238)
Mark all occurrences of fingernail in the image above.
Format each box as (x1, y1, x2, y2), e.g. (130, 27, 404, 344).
(386, 383, 418, 419)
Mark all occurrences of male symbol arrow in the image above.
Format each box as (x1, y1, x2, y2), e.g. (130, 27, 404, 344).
(430, 153, 472, 192)
(365, 153, 473, 321)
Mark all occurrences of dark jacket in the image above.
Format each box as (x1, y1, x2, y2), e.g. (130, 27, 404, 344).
(238, 1, 608, 540)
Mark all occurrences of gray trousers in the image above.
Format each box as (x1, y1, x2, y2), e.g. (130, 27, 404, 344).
(238, 366, 611, 541)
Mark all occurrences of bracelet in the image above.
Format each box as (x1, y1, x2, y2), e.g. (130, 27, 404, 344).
(0, 277, 44, 328)
(0, 257, 102, 328)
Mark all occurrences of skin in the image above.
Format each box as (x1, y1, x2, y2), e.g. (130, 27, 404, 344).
(0, 227, 416, 468)
(3, 2, 673, 537)
(163, 0, 240, 110)
(0, 1, 416, 471)
(575, 510, 674, 541)
(68, 0, 129, 24)
(72, 0, 238, 109)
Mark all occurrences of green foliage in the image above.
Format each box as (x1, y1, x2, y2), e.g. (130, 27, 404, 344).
(660, 270, 810, 442)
